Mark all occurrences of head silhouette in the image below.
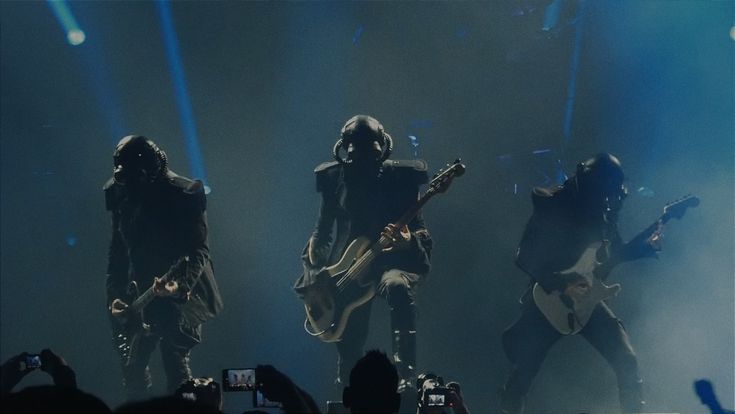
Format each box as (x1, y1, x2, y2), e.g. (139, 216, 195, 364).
(572, 152, 627, 218)
(333, 116, 394, 181)
(112, 135, 168, 188)
(342, 350, 400, 414)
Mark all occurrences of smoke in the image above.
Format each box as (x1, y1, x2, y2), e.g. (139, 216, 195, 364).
(0, 1, 731, 413)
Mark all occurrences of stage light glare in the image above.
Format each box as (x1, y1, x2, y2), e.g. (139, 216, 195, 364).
(47, 1, 85, 46)
(67, 29, 86, 46)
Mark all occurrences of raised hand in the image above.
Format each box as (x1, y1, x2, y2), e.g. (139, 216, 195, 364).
(1, 352, 34, 394)
(381, 223, 412, 252)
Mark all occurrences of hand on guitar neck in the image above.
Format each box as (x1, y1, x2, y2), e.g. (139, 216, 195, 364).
(152, 276, 179, 297)
(645, 220, 664, 252)
(381, 223, 412, 252)
(109, 276, 180, 319)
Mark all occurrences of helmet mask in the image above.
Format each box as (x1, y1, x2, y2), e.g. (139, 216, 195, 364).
(574, 153, 627, 219)
(112, 135, 168, 188)
(333, 115, 393, 170)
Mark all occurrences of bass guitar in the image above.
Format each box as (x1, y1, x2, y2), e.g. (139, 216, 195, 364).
(533, 194, 699, 335)
(301, 159, 466, 342)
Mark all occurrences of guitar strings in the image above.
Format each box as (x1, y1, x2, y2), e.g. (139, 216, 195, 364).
(336, 248, 375, 293)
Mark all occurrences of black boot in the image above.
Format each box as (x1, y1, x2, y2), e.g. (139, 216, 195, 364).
(392, 329, 417, 393)
(389, 290, 417, 393)
(499, 385, 525, 414)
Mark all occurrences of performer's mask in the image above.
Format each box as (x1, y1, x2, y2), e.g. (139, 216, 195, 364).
(575, 152, 627, 217)
(333, 115, 393, 168)
(112, 135, 167, 187)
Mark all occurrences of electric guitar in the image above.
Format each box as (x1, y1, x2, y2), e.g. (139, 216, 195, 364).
(301, 159, 466, 342)
(533, 195, 700, 335)
(111, 256, 189, 366)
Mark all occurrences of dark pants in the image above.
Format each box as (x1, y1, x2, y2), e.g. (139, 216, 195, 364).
(122, 323, 201, 400)
(336, 269, 420, 384)
(500, 299, 644, 414)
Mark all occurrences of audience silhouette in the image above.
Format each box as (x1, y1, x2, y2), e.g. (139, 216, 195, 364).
(342, 350, 401, 414)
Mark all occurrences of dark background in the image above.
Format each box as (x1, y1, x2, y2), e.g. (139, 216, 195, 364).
(1, 1, 732, 413)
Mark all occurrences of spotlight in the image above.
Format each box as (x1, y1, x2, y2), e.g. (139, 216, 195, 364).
(47, 1, 86, 46)
(67, 29, 86, 46)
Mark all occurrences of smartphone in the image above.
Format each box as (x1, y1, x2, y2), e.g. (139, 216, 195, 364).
(253, 389, 283, 408)
(22, 354, 42, 370)
(221, 368, 256, 392)
(424, 388, 451, 407)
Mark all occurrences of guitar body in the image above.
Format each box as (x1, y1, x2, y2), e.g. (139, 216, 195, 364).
(532, 195, 699, 335)
(532, 241, 622, 335)
(110, 281, 149, 367)
(533, 278, 621, 335)
(303, 237, 377, 343)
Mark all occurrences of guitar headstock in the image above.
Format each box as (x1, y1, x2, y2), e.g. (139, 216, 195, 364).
(428, 159, 466, 194)
(662, 194, 700, 221)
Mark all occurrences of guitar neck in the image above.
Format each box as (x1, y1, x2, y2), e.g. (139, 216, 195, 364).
(599, 212, 668, 278)
(395, 190, 434, 230)
(129, 256, 188, 313)
(347, 191, 436, 277)
(376, 189, 435, 250)
(131, 285, 157, 313)
(596, 197, 697, 280)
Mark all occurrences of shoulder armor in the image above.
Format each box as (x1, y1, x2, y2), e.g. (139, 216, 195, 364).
(314, 161, 340, 174)
(166, 171, 207, 211)
(531, 186, 554, 199)
(382, 159, 429, 185)
(314, 161, 341, 193)
(382, 159, 428, 172)
(166, 171, 197, 190)
(103, 177, 116, 191)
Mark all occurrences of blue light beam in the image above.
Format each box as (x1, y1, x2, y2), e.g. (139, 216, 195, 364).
(562, 0, 588, 145)
(352, 25, 364, 45)
(155, 0, 208, 186)
(46, 0, 86, 46)
(46, 2, 126, 139)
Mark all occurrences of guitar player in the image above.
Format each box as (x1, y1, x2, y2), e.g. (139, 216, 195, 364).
(295, 115, 433, 391)
(104, 135, 223, 400)
(500, 153, 664, 414)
